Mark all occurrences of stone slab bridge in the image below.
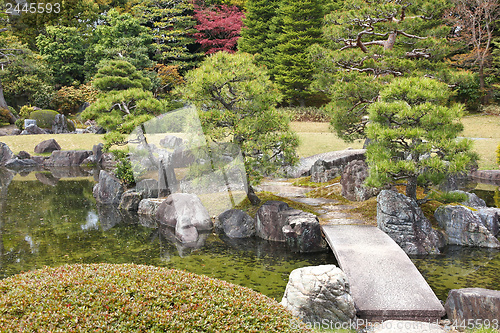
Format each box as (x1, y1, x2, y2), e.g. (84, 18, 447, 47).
(321, 224, 446, 322)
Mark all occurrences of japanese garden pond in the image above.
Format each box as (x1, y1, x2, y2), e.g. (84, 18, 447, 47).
(0, 169, 499, 302)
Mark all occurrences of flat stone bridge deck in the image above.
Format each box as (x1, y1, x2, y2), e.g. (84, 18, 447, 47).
(322, 224, 446, 322)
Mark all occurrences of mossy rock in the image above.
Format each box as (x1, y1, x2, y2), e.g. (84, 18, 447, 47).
(29, 109, 75, 131)
(0, 108, 16, 124)
(0, 263, 311, 332)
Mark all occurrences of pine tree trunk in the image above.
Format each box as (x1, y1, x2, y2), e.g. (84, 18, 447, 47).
(406, 176, 418, 201)
(247, 185, 261, 206)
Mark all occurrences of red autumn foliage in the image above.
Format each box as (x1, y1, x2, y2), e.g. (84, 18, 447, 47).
(193, 3, 244, 54)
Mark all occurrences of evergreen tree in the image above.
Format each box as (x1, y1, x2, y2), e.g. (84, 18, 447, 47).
(270, 0, 324, 106)
(365, 77, 478, 201)
(176, 52, 299, 202)
(84, 9, 155, 81)
(238, 0, 279, 57)
(310, 0, 459, 141)
(82, 60, 167, 149)
(133, 0, 201, 71)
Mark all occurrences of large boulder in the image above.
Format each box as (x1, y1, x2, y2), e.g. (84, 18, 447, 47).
(286, 149, 366, 178)
(217, 209, 256, 238)
(476, 207, 500, 236)
(282, 211, 327, 252)
(137, 198, 165, 228)
(256, 201, 292, 242)
(341, 160, 378, 201)
(4, 158, 38, 170)
(377, 190, 444, 255)
(20, 124, 47, 135)
(280, 265, 356, 324)
(155, 193, 212, 243)
(0, 142, 13, 165)
(93, 170, 124, 205)
(43, 150, 92, 167)
(52, 114, 70, 134)
(445, 288, 500, 324)
(34, 139, 61, 154)
(434, 205, 500, 248)
(310, 159, 342, 183)
(136, 179, 159, 199)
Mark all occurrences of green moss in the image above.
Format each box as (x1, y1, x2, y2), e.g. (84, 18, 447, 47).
(349, 197, 378, 221)
(235, 191, 319, 218)
(291, 176, 341, 188)
(306, 186, 349, 204)
(0, 264, 311, 332)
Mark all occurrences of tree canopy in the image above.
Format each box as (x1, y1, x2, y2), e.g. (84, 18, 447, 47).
(176, 52, 299, 187)
(365, 77, 478, 201)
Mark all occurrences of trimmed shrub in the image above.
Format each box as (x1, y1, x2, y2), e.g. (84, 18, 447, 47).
(497, 143, 500, 166)
(0, 264, 310, 332)
(28, 109, 75, 132)
(29, 109, 59, 128)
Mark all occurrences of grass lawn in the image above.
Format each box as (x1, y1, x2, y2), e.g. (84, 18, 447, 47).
(0, 133, 104, 155)
(292, 115, 500, 170)
(0, 115, 498, 169)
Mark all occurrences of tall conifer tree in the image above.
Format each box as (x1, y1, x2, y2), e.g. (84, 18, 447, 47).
(270, 0, 324, 106)
(133, 0, 201, 71)
(238, 0, 279, 59)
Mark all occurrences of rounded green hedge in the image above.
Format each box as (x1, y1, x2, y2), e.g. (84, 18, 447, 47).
(0, 263, 310, 332)
(29, 109, 76, 131)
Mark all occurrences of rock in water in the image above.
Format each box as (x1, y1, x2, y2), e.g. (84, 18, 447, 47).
(155, 193, 212, 243)
(217, 209, 255, 238)
(434, 205, 500, 248)
(282, 212, 327, 252)
(377, 190, 444, 255)
(281, 265, 356, 324)
(445, 288, 500, 324)
(93, 170, 124, 205)
(0, 142, 13, 165)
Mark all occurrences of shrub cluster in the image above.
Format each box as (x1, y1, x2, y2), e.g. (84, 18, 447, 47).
(0, 263, 310, 332)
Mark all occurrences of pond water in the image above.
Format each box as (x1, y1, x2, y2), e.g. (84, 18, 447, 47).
(0, 170, 499, 302)
(0, 173, 336, 300)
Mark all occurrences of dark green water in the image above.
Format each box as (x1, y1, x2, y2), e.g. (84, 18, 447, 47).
(1, 176, 499, 302)
(0, 178, 336, 300)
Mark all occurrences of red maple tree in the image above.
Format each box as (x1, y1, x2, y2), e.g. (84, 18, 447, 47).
(193, 3, 244, 54)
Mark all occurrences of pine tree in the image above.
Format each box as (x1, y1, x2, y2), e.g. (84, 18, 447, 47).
(310, 0, 462, 141)
(270, 0, 324, 106)
(365, 77, 478, 201)
(176, 52, 299, 202)
(238, 0, 279, 58)
(133, 0, 201, 71)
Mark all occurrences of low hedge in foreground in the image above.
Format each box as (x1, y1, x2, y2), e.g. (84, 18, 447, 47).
(0, 263, 310, 332)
